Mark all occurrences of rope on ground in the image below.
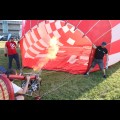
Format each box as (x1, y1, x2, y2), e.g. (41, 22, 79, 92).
(40, 74, 73, 99)
(42, 70, 57, 75)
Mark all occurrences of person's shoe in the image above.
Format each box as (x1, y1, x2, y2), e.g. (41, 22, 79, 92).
(84, 72, 89, 76)
(103, 75, 107, 78)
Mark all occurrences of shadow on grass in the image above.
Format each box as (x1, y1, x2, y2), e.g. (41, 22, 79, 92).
(40, 62, 120, 100)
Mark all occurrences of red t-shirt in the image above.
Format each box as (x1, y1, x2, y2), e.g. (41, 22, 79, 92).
(5, 41, 17, 55)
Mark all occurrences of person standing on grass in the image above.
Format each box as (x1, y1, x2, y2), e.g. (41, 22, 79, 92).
(4, 37, 21, 70)
(84, 42, 109, 78)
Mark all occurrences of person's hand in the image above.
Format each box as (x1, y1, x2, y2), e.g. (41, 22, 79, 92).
(25, 75, 31, 88)
(106, 62, 108, 69)
(92, 44, 97, 49)
(17, 41, 20, 44)
(26, 75, 30, 83)
(4, 53, 7, 57)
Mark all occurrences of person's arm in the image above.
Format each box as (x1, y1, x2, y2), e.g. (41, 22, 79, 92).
(4, 43, 8, 57)
(106, 54, 109, 63)
(106, 54, 109, 69)
(22, 75, 30, 94)
(17, 75, 30, 94)
(16, 41, 20, 48)
(92, 44, 97, 49)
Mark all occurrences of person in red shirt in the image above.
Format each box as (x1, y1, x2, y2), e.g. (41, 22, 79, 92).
(4, 37, 21, 70)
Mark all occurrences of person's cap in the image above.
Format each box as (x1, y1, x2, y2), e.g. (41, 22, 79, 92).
(10, 37, 14, 39)
(101, 42, 107, 46)
(7, 37, 14, 41)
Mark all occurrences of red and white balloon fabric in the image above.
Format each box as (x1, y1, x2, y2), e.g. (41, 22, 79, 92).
(20, 20, 120, 74)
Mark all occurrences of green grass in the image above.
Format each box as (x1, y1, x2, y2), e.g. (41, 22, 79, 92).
(1, 41, 120, 100)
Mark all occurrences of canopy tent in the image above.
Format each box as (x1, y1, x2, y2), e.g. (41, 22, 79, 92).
(20, 20, 120, 74)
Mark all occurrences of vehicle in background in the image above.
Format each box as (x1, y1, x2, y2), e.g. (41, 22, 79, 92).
(0, 35, 4, 40)
(0, 35, 8, 41)
(0, 35, 20, 41)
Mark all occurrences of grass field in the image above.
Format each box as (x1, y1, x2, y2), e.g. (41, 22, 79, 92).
(1, 41, 120, 100)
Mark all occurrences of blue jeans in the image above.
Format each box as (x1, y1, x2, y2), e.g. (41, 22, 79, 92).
(8, 53, 20, 69)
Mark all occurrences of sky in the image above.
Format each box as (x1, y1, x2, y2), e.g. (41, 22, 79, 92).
(11, 20, 22, 21)
(4, 20, 22, 21)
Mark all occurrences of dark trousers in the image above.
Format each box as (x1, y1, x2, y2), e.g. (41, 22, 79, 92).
(91, 59, 104, 70)
(8, 53, 20, 69)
